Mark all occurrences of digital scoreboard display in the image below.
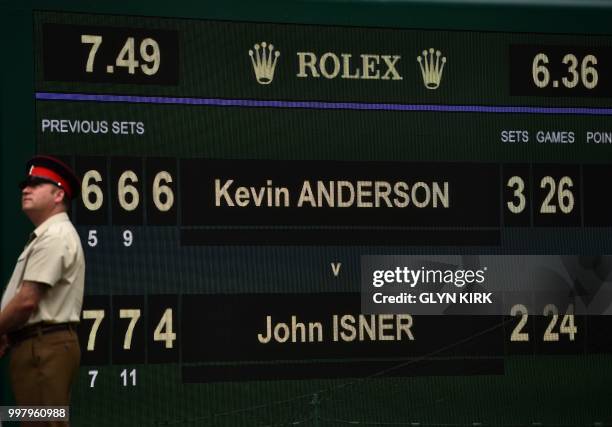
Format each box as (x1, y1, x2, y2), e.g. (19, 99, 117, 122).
(1, 2, 612, 425)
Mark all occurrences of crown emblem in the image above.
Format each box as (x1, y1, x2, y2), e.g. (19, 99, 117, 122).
(248, 42, 280, 85)
(416, 48, 447, 90)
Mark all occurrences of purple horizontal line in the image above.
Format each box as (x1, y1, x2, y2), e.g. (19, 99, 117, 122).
(35, 92, 612, 115)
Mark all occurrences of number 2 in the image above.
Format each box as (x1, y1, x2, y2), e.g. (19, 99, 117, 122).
(510, 304, 529, 342)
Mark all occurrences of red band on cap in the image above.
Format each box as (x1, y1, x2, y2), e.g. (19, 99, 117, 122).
(29, 166, 73, 198)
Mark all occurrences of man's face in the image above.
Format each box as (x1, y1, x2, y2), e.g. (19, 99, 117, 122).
(21, 180, 63, 214)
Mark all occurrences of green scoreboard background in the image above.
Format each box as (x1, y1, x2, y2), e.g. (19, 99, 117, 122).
(2, 0, 612, 425)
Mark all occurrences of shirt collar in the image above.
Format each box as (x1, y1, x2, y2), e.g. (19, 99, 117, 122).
(32, 212, 70, 238)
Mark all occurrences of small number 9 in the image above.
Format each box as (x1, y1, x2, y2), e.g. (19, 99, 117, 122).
(123, 230, 133, 247)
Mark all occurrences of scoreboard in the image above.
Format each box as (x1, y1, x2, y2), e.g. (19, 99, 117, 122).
(2, 0, 612, 425)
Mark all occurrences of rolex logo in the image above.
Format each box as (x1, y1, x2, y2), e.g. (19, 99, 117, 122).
(249, 42, 280, 85)
(416, 48, 446, 90)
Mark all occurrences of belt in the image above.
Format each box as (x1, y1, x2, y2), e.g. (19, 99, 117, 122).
(8, 322, 76, 345)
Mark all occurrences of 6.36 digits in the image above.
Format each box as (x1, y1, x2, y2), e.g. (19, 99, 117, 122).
(532, 52, 598, 90)
(510, 45, 610, 97)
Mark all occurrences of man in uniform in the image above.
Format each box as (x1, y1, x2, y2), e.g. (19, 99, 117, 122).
(0, 155, 84, 426)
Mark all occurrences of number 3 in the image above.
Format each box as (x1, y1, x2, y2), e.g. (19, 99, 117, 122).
(506, 176, 526, 214)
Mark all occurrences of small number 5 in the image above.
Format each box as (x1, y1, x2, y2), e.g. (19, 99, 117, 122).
(88, 230, 98, 247)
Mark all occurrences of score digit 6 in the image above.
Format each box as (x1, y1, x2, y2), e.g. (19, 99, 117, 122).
(79, 165, 176, 241)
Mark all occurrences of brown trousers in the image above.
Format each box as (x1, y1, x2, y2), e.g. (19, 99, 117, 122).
(10, 329, 80, 427)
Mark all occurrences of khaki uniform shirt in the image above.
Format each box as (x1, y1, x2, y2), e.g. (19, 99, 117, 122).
(1, 212, 85, 326)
